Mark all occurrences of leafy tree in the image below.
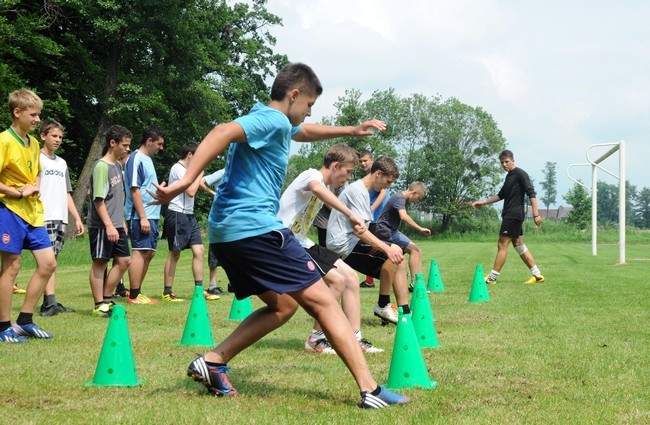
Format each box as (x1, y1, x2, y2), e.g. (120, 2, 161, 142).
(540, 161, 557, 215)
(596, 180, 637, 226)
(564, 182, 591, 230)
(634, 187, 650, 228)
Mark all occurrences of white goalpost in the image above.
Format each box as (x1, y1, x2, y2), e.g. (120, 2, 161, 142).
(567, 141, 626, 265)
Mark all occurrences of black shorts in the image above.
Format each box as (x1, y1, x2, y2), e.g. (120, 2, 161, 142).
(343, 241, 387, 279)
(212, 228, 321, 300)
(499, 219, 524, 239)
(89, 227, 130, 260)
(208, 243, 220, 268)
(164, 210, 202, 252)
(306, 244, 340, 277)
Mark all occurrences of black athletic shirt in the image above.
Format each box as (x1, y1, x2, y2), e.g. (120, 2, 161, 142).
(497, 167, 536, 221)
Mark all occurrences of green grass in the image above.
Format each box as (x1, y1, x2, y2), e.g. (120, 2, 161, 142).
(4, 237, 650, 424)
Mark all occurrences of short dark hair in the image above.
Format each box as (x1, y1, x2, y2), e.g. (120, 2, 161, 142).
(371, 156, 399, 179)
(270, 63, 323, 101)
(40, 119, 64, 136)
(180, 141, 198, 159)
(499, 150, 514, 160)
(359, 149, 373, 159)
(102, 125, 132, 156)
(323, 144, 359, 167)
(141, 125, 165, 146)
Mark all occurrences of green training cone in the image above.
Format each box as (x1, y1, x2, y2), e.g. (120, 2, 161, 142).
(468, 264, 490, 303)
(228, 296, 253, 321)
(86, 305, 143, 387)
(178, 285, 215, 346)
(410, 275, 440, 348)
(385, 307, 437, 390)
(427, 259, 445, 292)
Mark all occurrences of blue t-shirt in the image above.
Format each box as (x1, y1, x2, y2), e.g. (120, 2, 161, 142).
(208, 102, 302, 243)
(369, 188, 390, 222)
(124, 149, 161, 220)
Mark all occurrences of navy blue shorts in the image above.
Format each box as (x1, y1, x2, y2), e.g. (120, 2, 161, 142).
(0, 204, 51, 254)
(213, 228, 321, 300)
(343, 241, 387, 279)
(89, 227, 131, 260)
(128, 219, 159, 251)
(164, 210, 202, 252)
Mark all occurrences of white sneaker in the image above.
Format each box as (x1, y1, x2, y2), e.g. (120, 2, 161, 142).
(373, 304, 398, 324)
(304, 336, 336, 354)
(359, 338, 384, 353)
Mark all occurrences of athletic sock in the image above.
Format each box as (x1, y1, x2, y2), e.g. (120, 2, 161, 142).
(205, 360, 227, 368)
(44, 294, 56, 307)
(0, 321, 10, 332)
(370, 386, 381, 396)
(163, 286, 173, 295)
(530, 265, 541, 276)
(365, 276, 374, 284)
(16, 312, 33, 326)
(310, 329, 325, 341)
(399, 304, 411, 315)
(129, 288, 141, 299)
(95, 301, 105, 308)
(194, 280, 203, 287)
(208, 282, 218, 290)
(378, 295, 391, 308)
(488, 270, 500, 281)
(354, 330, 362, 341)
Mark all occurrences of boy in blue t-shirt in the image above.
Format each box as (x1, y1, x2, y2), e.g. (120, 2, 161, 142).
(151, 63, 410, 409)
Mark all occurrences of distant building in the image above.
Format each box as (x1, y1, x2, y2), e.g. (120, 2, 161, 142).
(527, 206, 573, 220)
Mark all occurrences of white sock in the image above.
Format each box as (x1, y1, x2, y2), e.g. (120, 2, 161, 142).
(354, 330, 362, 341)
(488, 270, 500, 281)
(530, 266, 541, 277)
(311, 329, 325, 341)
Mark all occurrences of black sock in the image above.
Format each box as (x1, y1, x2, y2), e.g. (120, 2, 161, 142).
(378, 295, 391, 308)
(194, 280, 203, 287)
(205, 360, 227, 368)
(44, 294, 56, 306)
(16, 312, 33, 326)
(129, 288, 141, 299)
(95, 301, 105, 308)
(116, 280, 126, 292)
(0, 321, 10, 332)
(163, 286, 173, 295)
(371, 386, 381, 396)
(103, 298, 113, 305)
(399, 304, 411, 315)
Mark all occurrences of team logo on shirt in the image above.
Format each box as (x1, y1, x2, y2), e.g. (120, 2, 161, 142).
(2, 234, 9, 244)
(307, 260, 315, 271)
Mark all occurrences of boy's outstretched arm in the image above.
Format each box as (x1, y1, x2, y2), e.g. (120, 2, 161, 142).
(399, 209, 431, 236)
(292, 120, 386, 142)
(310, 181, 365, 233)
(149, 122, 245, 204)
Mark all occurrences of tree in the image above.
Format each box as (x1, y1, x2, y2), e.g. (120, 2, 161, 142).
(564, 182, 591, 230)
(540, 161, 557, 216)
(634, 187, 650, 228)
(596, 180, 637, 226)
(1, 0, 287, 229)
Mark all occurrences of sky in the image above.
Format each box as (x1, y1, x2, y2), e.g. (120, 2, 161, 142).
(262, 0, 648, 205)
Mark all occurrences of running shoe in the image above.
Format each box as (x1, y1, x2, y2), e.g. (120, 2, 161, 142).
(408, 283, 415, 293)
(359, 338, 384, 353)
(92, 303, 112, 318)
(161, 292, 184, 302)
(127, 294, 158, 304)
(39, 303, 59, 317)
(359, 386, 411, 409)
(524, 275, 545, 284)
(359, 280, 376, 289)
(187, 355, 239, 397)
(207, 286, 228, 296)
(204, 290, 220, 301)
(55, 303, 75, 313)
(12, 284, 26, 294)
(304, 336, 336, 354)
(0, 326, 28, 343)
(484, 275, 498, 286)
(12, 322, 54, 339)
(373, 304, 398, 324)
(113, 289, 130, 299)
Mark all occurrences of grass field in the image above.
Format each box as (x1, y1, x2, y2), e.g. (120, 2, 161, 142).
(3, 238, 649, 424)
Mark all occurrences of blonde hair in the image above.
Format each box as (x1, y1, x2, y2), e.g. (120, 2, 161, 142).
(8, 89, 43, 118)
(408, 181, 427, 195)
(323, 144, 359, 167)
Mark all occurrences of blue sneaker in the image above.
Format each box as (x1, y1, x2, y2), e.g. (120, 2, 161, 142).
(12, 322, 54, 339)
(0, 327, 29, 343)
(359, 386, 411, 409)
(187, 355, 239, 397)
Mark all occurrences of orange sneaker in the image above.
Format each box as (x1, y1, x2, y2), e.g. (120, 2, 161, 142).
(127, 294, 158, 304)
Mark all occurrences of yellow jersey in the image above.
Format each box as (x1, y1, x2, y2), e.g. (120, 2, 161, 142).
(0, 128, 44, 226)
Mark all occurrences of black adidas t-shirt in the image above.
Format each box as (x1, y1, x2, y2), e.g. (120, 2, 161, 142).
(497, 167, 536, 221)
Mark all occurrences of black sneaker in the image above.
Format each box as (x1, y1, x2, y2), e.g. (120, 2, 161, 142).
(39, 304, 58, 317)
(227, 283, 234, 293)
(359, 281, 376, 288)
(54, 303, 75, 313)
(187, 355, 239, 397)
(207, 286, 228, 296)
(408, 283, 414, 293)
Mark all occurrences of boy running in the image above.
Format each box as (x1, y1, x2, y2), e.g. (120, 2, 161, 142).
(151, 63, 410, 408)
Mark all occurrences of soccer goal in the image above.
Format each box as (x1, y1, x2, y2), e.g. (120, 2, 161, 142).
(567, 141, 626, 265)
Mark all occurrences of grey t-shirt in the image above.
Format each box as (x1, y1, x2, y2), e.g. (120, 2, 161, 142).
(326, 179, 373, 258)
(87, 160, 124, 229)
(374, 191, 406, 240)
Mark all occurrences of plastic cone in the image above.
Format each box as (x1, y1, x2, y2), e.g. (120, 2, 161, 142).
(228, 296, 253, 321)
(86, 305, 143, 386)
(468, 264, 490, 303)
(410, 275, 440, 348)
(385, 307, 437, 390)
(178, 285, 215, 346)
(427, 259, 445, 292)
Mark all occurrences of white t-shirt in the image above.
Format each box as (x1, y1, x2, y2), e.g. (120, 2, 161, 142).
(39, 152, 72, 223)
(168, 162, 195, 214)
(204, 169, 225, 189)
(278, 168, 324, 248)
(326, 179, 373, 258)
